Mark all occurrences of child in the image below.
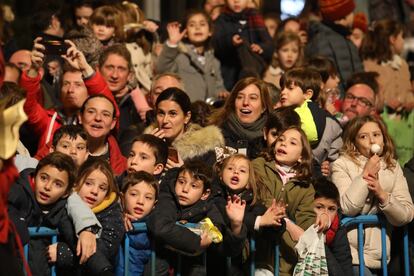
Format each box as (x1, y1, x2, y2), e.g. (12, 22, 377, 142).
(116, 171, 158, 276)
(8, 152, 78, 276)
(89, 5, 123, 46)
(361, 19, 414, 112)
(306, 0, 363, 93)
(214, 154, 286, 275)
(349, 12, 367, 50)
(253, 126, 316, 275)
(212, 0, 273, 90)
(264, 31, 302, 88)
(279, 68, 343, 173)
(51, 125, 89, 168)
(74, 158, 125, 275)
(312, 178, 353, 276)
(156, 10, 227, 102)
(263, 13, 280, 39)
(117, 134, 168, 188)
(263, 106, 301, 148)
(331, 115, 414, 274)
(307, 56, 341, 115)
(147, 160, 245, 275)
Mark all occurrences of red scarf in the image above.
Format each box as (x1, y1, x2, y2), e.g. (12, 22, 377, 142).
(325, 214, 339, 246)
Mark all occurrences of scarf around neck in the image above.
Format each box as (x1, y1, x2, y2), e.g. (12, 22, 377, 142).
(226, 112, 267, 141)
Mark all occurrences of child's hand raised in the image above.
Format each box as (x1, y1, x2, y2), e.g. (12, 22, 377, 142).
(167, 22, 187, 46)
(226, 195, 246, 235)
(260, 199, 286, 227)
(46, 243, 58, 263)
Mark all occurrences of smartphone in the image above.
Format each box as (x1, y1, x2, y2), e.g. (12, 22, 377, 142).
(168, 147, 179, 163)
(43, 40, 69, 56)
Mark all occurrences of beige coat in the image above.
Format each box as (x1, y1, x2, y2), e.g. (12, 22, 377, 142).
(331, 154, 414, 268)
(363, 56, 414, 110)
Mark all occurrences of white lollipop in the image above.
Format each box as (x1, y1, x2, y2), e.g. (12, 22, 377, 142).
(371, 144, 381, 155)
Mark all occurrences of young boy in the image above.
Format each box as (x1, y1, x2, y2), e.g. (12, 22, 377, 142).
(116, 171, 159, 276)
(147, 160, 245, 275)
(8, 152, 78, 275)
(51, 125, 89, 168)
(279, 67, 343, 176)
(313, 178, 353, 276)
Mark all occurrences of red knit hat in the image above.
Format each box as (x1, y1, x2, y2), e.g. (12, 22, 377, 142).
(318, 0, 355, 22)
(353, 12, 368, 33)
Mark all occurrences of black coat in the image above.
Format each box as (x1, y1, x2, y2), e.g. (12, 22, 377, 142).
(8, 169, 76, 276)
(325, 224, 353, 276)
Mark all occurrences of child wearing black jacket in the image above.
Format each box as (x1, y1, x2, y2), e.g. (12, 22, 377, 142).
(146, 160, 246, 276)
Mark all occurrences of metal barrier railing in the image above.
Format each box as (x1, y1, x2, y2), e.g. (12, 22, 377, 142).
(341, 215, 410, 276)
(24, 215, 410, 276)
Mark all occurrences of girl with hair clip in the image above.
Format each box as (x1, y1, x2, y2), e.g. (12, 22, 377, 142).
(156, 9, 227, 102)
(74, 158, 124, 275)
(331, 115, 414, 275)
(253, 126, 328, 276)
(361, 19, 414, 112)
(213, 153, 286, 275)
(263, 31, 303, 89)
(90, 5, 123, 47)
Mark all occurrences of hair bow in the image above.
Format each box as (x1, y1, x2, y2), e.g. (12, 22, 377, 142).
(215, 146, 238, 163)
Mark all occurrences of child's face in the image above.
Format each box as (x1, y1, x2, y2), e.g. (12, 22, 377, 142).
(324, 74, 340, 90)
(391, 31, 404, 55)
(280, 83, 309, 107)
(35, 165, 69, 206)
(222, 157, 249, 192)
(78, 169, 109, 208)
(350, 28, 364, 49)
(124, 181, 156, 220)
(226, 0, 248, 13)
(54, 134, 88, 167)
(274, 128, 303, 166)
(92, 24, 115, 42)
(175, 171, 210, 207)
(127, 141, 163, 175)
(264, 18, 278, 38)
(75, 6, 93, 27)
(355, 122, 384, 158)
(235, 84, 264, 124)
(186, 14, 211, 46)
(264, 127, 278, 148)
(277, 41, 299, 71)
(314, 197, 338, 225)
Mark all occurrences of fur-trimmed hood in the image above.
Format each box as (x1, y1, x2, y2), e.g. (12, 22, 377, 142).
(145, 123, 224, 161)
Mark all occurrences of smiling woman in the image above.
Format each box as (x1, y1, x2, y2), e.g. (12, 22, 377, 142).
(147, 87, 225, 167)
(209, 77, 272, 159)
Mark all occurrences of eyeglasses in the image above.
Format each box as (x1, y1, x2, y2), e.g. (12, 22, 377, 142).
(344, 93, 373, 108)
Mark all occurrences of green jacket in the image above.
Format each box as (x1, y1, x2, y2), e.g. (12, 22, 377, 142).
(252, 157, 316, 276)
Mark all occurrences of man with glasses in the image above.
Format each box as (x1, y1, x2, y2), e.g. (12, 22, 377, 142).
(340, 72, 379, 124)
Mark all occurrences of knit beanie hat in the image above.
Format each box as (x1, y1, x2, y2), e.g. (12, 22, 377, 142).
(318, 0, 355, 22)
(353, 12, 368, 33)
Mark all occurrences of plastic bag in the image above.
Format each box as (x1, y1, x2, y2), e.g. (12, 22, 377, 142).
(293, 225, 329, 276)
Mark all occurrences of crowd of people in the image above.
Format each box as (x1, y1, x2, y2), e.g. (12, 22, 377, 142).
(0, 0, 414, 275)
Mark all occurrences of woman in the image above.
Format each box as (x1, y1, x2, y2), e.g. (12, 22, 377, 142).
(149, 87, 225, 167)
(209, 77, 272, 159)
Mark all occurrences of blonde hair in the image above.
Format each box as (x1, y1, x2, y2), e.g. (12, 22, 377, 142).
(216, 154, 260, 205)
(341, 115, 396, 170)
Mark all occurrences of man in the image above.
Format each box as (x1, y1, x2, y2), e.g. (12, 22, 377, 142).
(340, 72, 379, 124)
(147, 73, 184, 108)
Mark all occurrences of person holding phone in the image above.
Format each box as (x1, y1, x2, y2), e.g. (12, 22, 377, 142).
(147, 87, 225, 169)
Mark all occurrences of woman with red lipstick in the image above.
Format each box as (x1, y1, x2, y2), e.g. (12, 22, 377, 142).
(209, 77, 272, 159)
(148, 87, 225, 168)
(74, 158, 124, 275)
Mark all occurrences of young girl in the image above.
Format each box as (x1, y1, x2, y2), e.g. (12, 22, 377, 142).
(89, 5, 123, 47)
(331, 115, 414, 274)
(214, 153, 286, 275)
(264, 31, 302, 89)
(156, 10, 227, 102)
(76, 158, 125, 275)
(116, 171, 158, 276)
(252, 126, 316, 275)
(361, 19, 414, 111)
